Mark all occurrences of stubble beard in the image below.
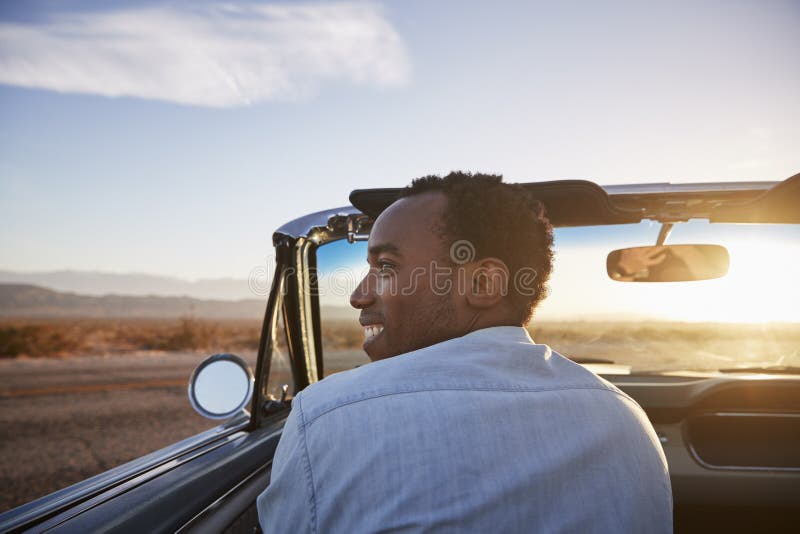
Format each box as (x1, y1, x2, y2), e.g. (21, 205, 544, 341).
(387, 293, 460, 358)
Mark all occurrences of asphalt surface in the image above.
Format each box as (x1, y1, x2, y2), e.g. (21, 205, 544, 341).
(0, 351, 257, 513)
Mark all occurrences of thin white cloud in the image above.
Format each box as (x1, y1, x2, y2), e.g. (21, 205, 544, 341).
(0, 3, 410, 107)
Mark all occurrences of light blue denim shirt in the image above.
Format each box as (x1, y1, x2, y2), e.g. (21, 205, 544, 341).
(258, 326, 672, 533)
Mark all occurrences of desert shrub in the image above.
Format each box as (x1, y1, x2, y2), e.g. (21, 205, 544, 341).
(0, 318, 262, 357)
(0, 323, 86, 357)
(2, 318, 797, 367)
(155, 317, 215, 351)
(322, 320, 363, 349)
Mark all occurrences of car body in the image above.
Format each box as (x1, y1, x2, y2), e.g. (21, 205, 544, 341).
(1, 174, 798, 533)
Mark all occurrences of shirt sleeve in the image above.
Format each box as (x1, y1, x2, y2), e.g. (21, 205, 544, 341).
(257, 394, 317, 534)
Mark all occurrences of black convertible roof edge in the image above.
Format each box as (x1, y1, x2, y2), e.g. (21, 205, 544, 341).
(274, 173, 799, 241)
(349, 179, 641, 228)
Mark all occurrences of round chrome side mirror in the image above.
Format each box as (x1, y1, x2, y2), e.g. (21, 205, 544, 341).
(188, 353, 254, 420)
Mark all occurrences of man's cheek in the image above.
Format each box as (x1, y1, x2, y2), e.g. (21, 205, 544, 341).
(376, 275, 400, 297)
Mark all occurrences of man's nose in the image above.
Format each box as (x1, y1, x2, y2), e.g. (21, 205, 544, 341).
(350, 273, 376, 309)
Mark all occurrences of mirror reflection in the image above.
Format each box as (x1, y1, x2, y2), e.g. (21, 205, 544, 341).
(607, 244, 729, 282)
(189, 355, 254, 420)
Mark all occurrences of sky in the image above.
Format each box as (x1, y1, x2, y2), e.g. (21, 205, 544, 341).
(0, 0, 798, 282)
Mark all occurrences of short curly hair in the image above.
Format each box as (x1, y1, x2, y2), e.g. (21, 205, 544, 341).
(400, 171, 554, 324)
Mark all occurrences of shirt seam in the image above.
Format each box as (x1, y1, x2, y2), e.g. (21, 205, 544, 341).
(295, 395, 318, 534)
(303, 384, 632, 428)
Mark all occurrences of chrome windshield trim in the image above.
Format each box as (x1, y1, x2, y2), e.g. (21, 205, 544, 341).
(602, 181, 777, 195)
(273, 205, 358, 242)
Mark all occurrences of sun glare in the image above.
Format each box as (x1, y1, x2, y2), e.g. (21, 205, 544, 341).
(538, 229, 800, 324)
(657, 238, 800, 323)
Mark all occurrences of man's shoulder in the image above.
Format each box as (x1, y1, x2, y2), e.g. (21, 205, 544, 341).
(293, 351, 424, 426)
(294, 330, 628, 428)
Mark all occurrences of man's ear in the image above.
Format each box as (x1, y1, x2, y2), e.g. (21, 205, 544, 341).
(465, 257, 510, 309)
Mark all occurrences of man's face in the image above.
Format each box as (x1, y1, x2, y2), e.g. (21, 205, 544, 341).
(350, 192, 464, 361)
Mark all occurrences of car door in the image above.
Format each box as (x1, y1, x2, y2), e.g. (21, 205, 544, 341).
(0, 239, 315, 534)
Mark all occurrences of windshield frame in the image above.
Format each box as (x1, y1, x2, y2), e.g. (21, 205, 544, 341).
(306, 209, 799, 377)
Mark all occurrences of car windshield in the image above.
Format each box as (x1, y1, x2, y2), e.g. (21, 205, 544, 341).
(316, 219, 800, 375)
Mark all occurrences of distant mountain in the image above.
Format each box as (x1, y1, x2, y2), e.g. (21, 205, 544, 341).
(0, 270, 255, 300)
(0, 284, 264, 319)
(0, 283, 360, 321)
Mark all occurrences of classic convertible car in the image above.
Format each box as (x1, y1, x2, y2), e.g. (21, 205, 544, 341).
(1, 174, 798, 533)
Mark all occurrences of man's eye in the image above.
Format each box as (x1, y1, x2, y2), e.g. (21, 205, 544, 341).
(378, 261, 395, 274)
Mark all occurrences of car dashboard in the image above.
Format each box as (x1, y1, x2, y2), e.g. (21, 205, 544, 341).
(606, 372, 800, 532)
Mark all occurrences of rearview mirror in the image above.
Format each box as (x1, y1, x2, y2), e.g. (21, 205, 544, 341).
(607, 244, 729, 282)
(188, 353, 254, 420)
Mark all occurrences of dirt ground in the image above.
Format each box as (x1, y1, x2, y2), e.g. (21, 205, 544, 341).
(0, 351, 256, 513)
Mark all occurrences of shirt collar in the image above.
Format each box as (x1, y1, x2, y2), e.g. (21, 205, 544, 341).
(461, 325, 535, 344)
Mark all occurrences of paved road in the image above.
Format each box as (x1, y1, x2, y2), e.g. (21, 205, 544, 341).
(0, 351, 257, 513)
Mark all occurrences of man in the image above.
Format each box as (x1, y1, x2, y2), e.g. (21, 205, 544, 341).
(258, 172, 672, 533)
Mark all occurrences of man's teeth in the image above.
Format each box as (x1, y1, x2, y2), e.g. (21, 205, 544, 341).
(364, 325, 384, 339)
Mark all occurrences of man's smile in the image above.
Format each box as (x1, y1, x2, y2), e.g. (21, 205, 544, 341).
(363, 324, 384, 340)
